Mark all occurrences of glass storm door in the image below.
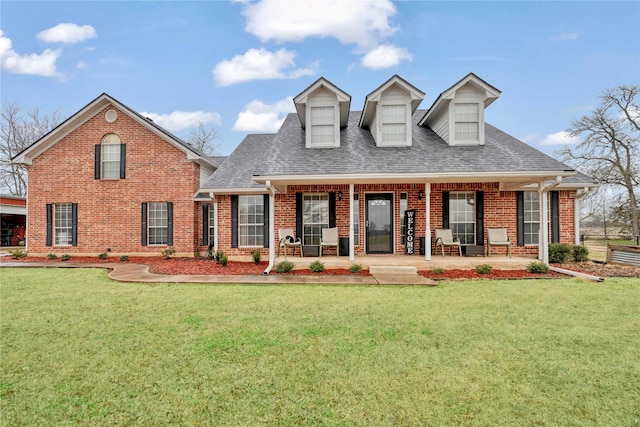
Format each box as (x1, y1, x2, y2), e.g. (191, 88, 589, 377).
(366, 194, 393, 254)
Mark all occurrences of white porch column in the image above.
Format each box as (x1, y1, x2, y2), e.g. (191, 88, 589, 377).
(269, 191, 275, 264)
(574, 195, 581, 245)
(213, 197, 219, 253)
(425, 183, 431, 261)
(349, 183, 355, 261)
(539, 183, 549, 263)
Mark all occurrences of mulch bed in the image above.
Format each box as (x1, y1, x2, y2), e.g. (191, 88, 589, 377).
(2, 256, 638, 279)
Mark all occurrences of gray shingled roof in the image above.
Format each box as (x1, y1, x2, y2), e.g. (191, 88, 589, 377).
(252, 110, 574, 177)
(200, 134, 274, 191)
(200, 110, 594, 192)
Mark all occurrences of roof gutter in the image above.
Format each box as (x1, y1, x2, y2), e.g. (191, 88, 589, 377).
(263, 180, 276, 275)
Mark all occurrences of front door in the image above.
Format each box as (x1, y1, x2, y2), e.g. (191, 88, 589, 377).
(366, 194, 393, 254)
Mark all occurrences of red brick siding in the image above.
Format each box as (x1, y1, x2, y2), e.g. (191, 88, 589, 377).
(27, 105, 201, 256)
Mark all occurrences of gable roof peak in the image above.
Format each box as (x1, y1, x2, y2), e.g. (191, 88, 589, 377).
(359, 74, 426, 128)
(293, 77, 351, 128)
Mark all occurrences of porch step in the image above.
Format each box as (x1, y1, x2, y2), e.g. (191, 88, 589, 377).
(369, 266, 436, 286)
(369, 265, 417, 275)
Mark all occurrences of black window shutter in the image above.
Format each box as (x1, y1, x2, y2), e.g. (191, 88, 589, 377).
(516, 191, 524, 246)
(141, 203, 148, 246)
(94, 145, 101, 179)
(231, 195, 238, 248)
(71, 203, 78, 246)
(202, 204, 209, 246)
(166, 202, 173, 246)
(263, 194, 270, 248)
(119, 144, 126, 179)
(329, 192, 336, 228)
(551, 191, 560, 243)
(475, 191, 484, 245)
(442, 191, 450, 228)
(46, 204, 53, 246)
(296, 192, 303, 241)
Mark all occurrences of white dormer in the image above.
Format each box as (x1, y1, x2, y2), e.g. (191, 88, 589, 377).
(419, 73, 501, 146)
(359, 75, 425, 147)
(293, 77, 351, 149)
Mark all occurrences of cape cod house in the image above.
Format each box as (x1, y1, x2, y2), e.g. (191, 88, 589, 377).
(14, 73, 595, 270)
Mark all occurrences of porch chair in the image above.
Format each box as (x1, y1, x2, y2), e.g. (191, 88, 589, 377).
(434, 229, 462, 257)
(487, 228, 511, 257)
(278, 228, 302, 257)
(319, 227, 339, 257)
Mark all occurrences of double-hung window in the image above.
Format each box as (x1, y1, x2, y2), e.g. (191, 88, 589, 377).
(238, 195, 264, 247)
(454, 103, 479, 142)
(450, 192, 475, 245)
(310, 106, 335, 147)
(148, 202, 169, 245)
(54, 203, 73, 246)
(97, 133, 125, 179)
(353, 194, 360, 246)
(524, 192, 540, 245)
(303, 194, 329, 245)
(381, 105, 406, 145)
(208, 203, 215, 246)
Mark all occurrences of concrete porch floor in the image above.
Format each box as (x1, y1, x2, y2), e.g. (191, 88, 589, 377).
(270, 253, 538, 271)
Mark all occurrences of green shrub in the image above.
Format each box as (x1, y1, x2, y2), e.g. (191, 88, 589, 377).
(549, 243, 571, 263)
(10, 249, 27, 259)
(98, 252, 108, 259)
(120, 255, 129, 262)
(309, 260, 325, 272)
(432, 267, 445, 275)
(475, 263, 493, 274)
(161, 247, 176, 259)
(275, 260, 294, 273)
(218, 253, 228, 267)
(251, 248, 262, 265)
(47, 253, 58, 260)
(527, 261, 549, 274)
(572, 245, 589, 262)
(349, 263, 363, 273)
(61, 254, 71, 261)
(212, 250, 222, 262)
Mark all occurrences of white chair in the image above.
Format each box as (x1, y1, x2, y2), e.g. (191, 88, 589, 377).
(278, 228, 302, 257)
(319, 227, 339, 257)
(487, 228, 511, 257)
(434, 229, 462, 256)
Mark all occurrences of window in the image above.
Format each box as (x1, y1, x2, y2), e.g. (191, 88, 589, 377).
(101, 133, 122, 179)
(381, 105, 406, 145)
(524, 192, 540, 245)
(208, 203, 215, 246)
(303, 194, 329, 245)
(353, 194, 360, 245)
(400, 193, 408, 245)
(454, 103, 479, 141)
(239, 195, 264, 247)
(148, 202, 168, 245)
(450, 192, 475, 245)
(54, 203, 73, 246)
(310, 106, 335, 147)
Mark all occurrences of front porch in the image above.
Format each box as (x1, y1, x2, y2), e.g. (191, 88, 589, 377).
(265, 253, 538, 271)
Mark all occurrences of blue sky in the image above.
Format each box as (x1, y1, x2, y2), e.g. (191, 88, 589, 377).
(2, 0, 639, 156)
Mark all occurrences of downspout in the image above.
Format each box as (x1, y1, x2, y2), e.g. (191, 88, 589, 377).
(539, 176, 563, 264)
(263, 180, 276, 275)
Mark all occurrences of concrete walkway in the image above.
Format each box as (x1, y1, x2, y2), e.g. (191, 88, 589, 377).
(0, 261, 437, 286)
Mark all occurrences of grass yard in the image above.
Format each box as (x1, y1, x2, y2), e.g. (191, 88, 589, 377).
(1, 268, 639, 426)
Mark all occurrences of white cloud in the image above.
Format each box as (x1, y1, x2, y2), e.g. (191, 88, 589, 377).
(361, 44, 412, 69)
(37, 23, 97, 44)
(550, 32, 580, 42)
(233, 97, 294, 133)
(539, 131, 581, 146)
(213, 48, 314, 87)
(0, 30, 60, 77)
(241, 0, 397, 50)
(140, 111, 222, 132)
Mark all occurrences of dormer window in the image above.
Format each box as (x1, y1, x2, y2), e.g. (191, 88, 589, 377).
(381, 104, 407, 145)
(454, 103, 479, 142)
(310, 106, 336, 147)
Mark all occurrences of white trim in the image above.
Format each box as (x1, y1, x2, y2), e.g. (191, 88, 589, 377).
(349, 184, 355, 261)
(363, 191, 394, 255)
(574, 196, 581, 245)
(0, 205, 26, 215)
(425, 183, 431, 261)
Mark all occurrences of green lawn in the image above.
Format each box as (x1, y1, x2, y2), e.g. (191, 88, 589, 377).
(1, 268, 639, 426)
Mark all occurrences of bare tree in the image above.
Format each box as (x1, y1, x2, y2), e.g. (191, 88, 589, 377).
(1, 102, 62, 196)
(561, 85, 640, 239)
(187, 121, 221, 156)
